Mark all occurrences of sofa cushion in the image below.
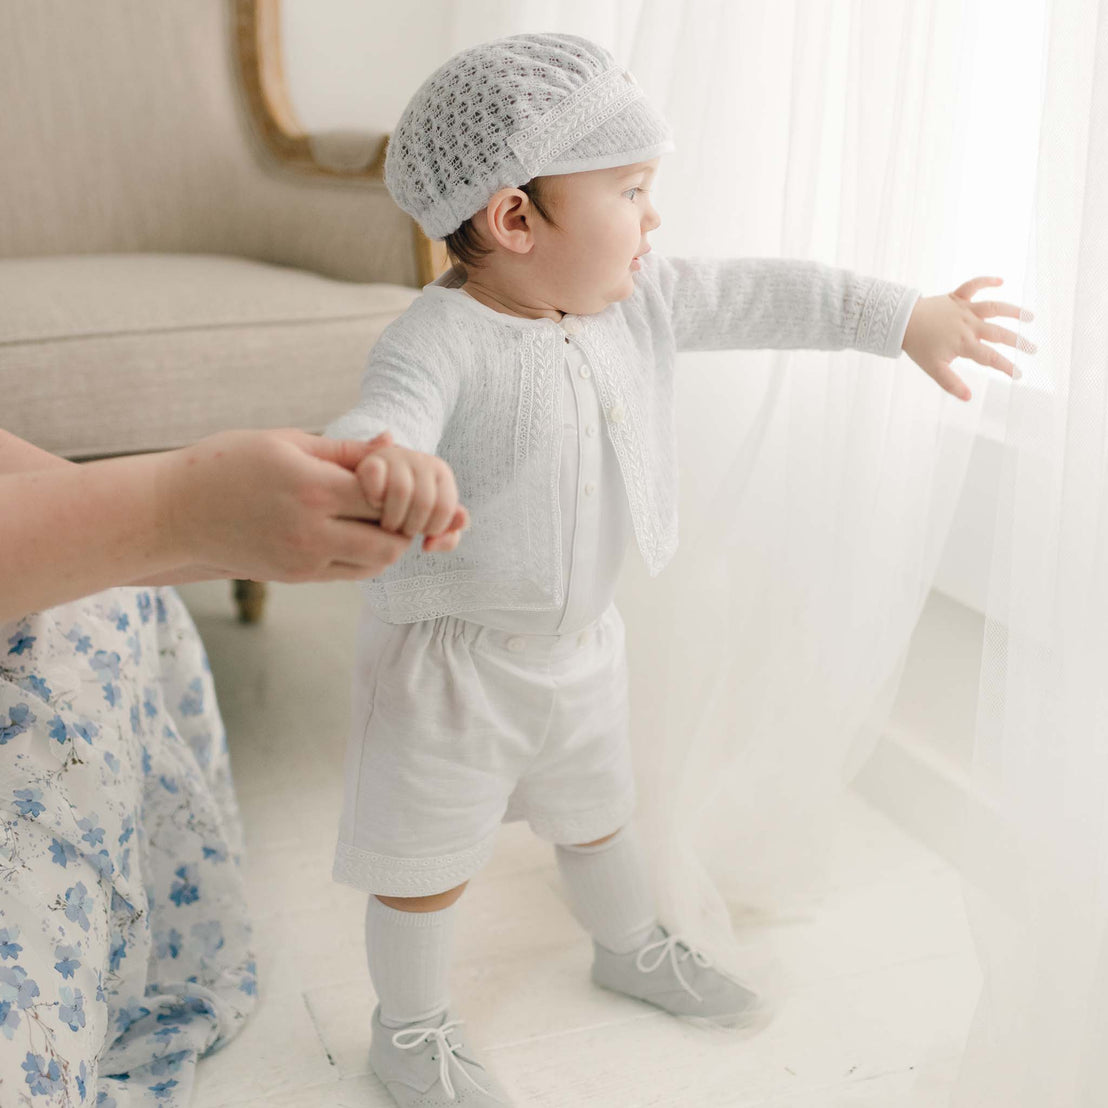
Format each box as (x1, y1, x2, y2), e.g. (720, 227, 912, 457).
(0, 254, 418, 458)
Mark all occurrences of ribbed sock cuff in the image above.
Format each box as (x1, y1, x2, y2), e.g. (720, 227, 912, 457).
(555, 823, 658, 954)
(366, 894, 457, 1025)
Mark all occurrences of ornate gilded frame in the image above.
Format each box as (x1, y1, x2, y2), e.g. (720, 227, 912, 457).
(232, 0, 448, 287)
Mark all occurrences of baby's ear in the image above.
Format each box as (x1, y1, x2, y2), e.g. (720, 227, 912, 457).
(485, 188, 534, 255)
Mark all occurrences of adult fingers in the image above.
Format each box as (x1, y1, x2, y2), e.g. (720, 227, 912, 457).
(285, 559, 400, 582)
(295, 431, 395, 472)
(323, 519, 412, 569)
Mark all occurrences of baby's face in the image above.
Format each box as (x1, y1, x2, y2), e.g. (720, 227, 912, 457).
(533, 159, 661, 315)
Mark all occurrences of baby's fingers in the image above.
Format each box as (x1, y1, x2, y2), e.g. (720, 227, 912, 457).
(422, 465, 460, 537)
(356, 455, 388, 516)
(380, 460, 415, 532)
(422, 506, 469, 553)
(424, 530, 463, 553)
(930, 361, 972, 402)
(970, 301, 1035, 323)
(400, 464, 439, 537)
(979, 322, 1037, 356)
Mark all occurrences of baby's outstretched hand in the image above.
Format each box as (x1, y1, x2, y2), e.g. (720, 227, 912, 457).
(356, 442, 469, 552)
(901, 276, 1036, 402)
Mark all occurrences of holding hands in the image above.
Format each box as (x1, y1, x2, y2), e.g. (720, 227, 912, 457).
(354, 433, 470, 554)
(0, 426, 472, 623)
(902, 275, 1036, 401)
(161, 429, 468, 579)
(159, 429, 417, 583)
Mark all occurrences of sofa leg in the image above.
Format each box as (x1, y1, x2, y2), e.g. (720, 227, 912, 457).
(233, 580, 267, 623)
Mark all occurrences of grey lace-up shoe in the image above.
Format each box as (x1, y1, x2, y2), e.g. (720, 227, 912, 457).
(591, 924, 770, 1030)
(369, 1005, 515, 1106)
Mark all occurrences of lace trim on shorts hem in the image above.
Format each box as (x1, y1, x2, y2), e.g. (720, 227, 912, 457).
(332, 832, 499, 897)
(526, 787, 637, 845)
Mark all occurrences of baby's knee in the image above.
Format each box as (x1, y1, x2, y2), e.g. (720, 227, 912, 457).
(375, 881, 468, 913)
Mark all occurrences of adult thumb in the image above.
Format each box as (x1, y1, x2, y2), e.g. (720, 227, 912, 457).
(299, 430, 395, 471)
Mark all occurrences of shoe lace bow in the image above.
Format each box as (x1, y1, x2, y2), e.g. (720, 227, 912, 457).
(635, 931, 711, 1002)
(391, 1018, 493, 1101)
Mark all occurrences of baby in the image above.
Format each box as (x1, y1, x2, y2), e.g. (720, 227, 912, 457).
(327, 32, 1031, 1107)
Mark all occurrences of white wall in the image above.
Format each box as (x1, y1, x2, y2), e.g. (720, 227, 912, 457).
(281, 0, 454, 134)
(280, 0, 638, 135)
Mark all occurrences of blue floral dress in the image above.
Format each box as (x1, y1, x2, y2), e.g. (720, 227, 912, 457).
(0, 587, 255, 1106)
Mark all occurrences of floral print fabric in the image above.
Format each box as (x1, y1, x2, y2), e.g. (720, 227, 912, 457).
(0, 588, 255, 1106)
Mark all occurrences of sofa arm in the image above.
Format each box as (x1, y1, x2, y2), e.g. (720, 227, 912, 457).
(243, 162, 423, 288)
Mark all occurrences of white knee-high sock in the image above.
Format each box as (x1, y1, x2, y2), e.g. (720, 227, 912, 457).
(555, 824, 659, 954)
(364, 894, 457, 1027)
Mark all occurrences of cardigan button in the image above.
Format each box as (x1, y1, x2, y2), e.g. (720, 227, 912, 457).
(561, 316, 583, 336)
(578, 365, 591, 379)
(507, 636, 526, 653)
(609, 403, 626, 424)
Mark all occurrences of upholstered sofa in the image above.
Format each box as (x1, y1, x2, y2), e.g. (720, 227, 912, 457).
(0, 0, 448, 619)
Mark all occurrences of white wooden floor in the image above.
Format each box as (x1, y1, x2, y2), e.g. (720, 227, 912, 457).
(178, 580, 980, 1108)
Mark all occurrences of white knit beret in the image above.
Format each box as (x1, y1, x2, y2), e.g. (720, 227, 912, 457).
(384, 33, 675, 241)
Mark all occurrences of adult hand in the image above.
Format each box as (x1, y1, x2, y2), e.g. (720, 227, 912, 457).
(160, 429, 413, 583)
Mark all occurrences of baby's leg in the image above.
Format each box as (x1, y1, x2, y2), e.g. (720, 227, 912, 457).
(365, 882, 468, 1027)
(376, 883, 468, 913)
(557, 827, 765, 1030)
(555, 825, 659, 953)
(366, 880, 518, 1104)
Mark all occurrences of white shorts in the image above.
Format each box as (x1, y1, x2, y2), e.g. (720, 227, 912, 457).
(333, 603, 635, 897)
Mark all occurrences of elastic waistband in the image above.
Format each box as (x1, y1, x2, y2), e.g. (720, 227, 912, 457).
(446, 604, 619, 661)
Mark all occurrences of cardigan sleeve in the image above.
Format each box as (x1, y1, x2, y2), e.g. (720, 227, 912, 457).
(647, 254, 920, 358)
(324, 315, 460, 455)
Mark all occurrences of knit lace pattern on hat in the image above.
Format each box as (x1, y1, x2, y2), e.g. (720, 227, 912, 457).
(384, 32, 674, 240)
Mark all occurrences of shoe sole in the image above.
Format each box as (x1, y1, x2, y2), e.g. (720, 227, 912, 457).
(592, 980, 775, 1037)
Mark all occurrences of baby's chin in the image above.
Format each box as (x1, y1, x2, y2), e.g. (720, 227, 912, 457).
(559, 274, 637, 316)
(608, 272, 639, 303)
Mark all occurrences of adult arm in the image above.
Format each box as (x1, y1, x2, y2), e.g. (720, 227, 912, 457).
(0, 428, 411, 624)
(647, 254, 920, 358)
(0, 433, 242, 588)
(0, 429, 78, 474)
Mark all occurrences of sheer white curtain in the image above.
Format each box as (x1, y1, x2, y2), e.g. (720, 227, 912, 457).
(615, 0, 985, 954)
(951, 0, 1108, 1103)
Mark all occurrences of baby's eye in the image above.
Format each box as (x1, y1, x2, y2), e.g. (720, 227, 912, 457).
(623, 187, 641, 200)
